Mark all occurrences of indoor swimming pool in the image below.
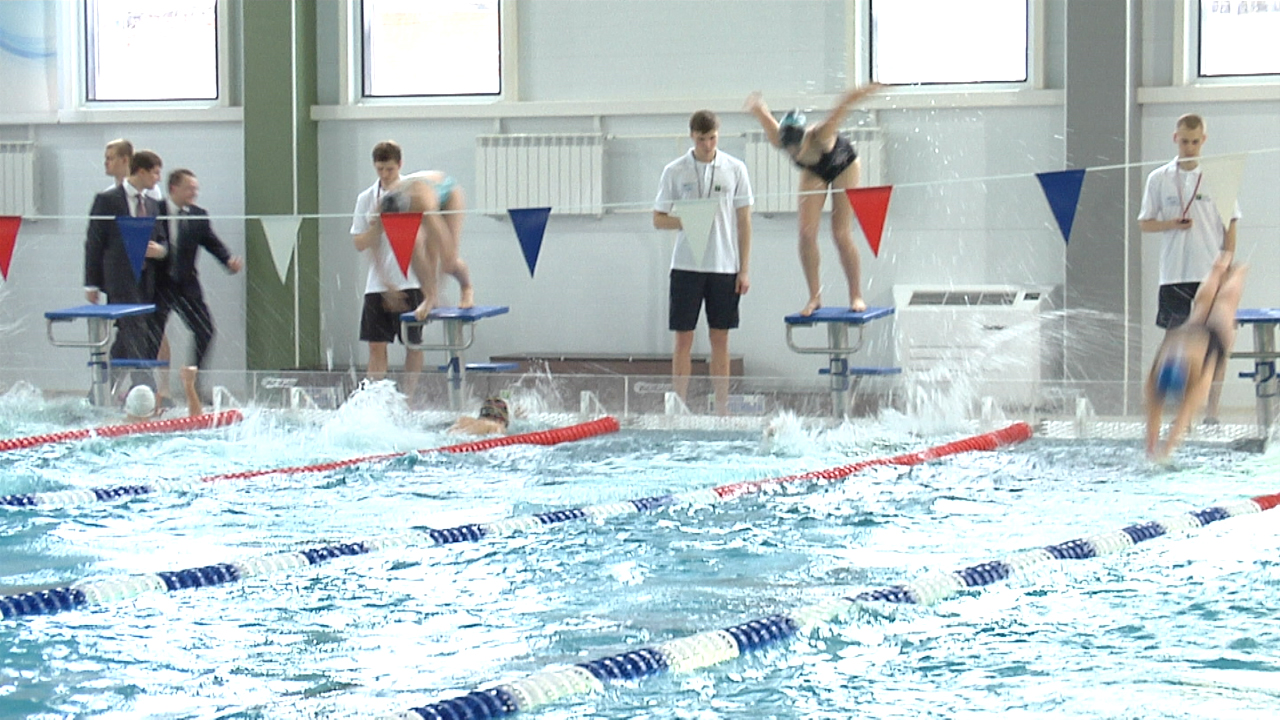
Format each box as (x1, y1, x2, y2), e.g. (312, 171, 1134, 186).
(1, 383, 1277, 720)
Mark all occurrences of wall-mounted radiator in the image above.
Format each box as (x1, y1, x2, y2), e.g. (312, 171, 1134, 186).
(474, 133, 605, 216)
(0, 142, 37, 216)
(745, 126, 885, 214)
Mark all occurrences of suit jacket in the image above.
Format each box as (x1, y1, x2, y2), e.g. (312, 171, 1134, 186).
(165, 202, 232, 293)
(84, 185, 168, 303)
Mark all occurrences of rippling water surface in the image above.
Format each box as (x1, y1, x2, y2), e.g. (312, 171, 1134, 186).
(2, 388, 1277, 719)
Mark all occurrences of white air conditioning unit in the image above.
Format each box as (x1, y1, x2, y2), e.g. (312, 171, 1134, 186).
(893, 285, 1049, 406)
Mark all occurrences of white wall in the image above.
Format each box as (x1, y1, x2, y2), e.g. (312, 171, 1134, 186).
(1, 0, 1276, 412)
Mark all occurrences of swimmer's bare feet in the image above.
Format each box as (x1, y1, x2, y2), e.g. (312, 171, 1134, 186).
(851, 296, 867, 313)
(458, 285, 475, 309)
(413, 298, 435, 321)
(800, 296, 822, 317)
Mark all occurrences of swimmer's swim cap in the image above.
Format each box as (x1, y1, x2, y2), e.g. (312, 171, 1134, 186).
(1155, 356, 1188, 399)
(479, 396, 509, 426)
(379, 190, 410, 214)
(124, 385, 156, 419)
(779, 109, 806, 147)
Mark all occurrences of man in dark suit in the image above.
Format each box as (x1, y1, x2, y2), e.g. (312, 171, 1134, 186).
(83, 149, 169, 371)
(156, 168, 243, 371)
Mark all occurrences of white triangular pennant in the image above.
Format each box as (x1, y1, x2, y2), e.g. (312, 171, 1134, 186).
(259, 215, 302, 285)
(1196, 153, 1247, 231)
(672, 199, 718, 268)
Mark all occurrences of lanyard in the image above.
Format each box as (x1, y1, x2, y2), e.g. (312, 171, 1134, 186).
(691, 151, 717, 198)
(1175, 164, 1202, 220)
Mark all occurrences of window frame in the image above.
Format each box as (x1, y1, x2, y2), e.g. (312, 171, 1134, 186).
(862, 0, 1043, 92)
(1191, 0, 1280, 81)
(345, 0, 514, 106)
(77, 0, 232, 110)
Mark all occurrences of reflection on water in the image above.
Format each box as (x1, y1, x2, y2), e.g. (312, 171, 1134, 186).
(1, 386, 1277, 719)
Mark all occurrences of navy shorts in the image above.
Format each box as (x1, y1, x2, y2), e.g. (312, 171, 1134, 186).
(360, 289, 425, 344)
(1157, 282, 1198, 329)
(669, 269, 740, 332)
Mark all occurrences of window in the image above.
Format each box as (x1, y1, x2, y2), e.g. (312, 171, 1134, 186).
(1199, 0, 1280, 77)
(362, 0, 501, 98)
(871, 0, 1028, 85)
(85, 0, 219, 101)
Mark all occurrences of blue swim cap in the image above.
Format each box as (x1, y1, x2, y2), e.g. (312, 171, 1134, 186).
(779, 109, 806, 147)
(1155, 356, 1188, 399)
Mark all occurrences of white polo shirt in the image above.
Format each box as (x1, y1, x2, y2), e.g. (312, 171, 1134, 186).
(1138, 157, 1241, 285)
(351, 179, 422, 294)
(654, 150, 753, 274)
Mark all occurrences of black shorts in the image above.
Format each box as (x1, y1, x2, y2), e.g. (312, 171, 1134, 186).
(360, 289, 425, 344)
(669, 269, 740, 332)
(1157, 282, 1199, 329)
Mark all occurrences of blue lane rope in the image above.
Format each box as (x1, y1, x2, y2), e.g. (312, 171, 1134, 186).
(0, 425, 1030, 619)
(390, 490, 1280, 720)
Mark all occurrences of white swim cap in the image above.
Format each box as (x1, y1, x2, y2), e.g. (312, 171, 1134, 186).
(124, 385, 156, 419)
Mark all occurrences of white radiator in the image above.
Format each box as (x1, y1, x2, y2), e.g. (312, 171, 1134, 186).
(745, 126, 885, 214)
(0, 142, 37, 216)
(893, 285, 1049, 406)
(474, 133, 604, 216)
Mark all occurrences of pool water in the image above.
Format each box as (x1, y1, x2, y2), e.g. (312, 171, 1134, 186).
(1, 386, 1278, 719)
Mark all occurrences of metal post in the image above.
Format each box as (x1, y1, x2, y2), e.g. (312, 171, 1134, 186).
(827, 323, 851, 417)
(88, 318, 112, 407)
(1253, 324, 1277, 432)
(444, 319, 467, 411)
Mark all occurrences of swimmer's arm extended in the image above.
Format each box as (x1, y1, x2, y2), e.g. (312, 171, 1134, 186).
(744, 92, 783, 148)
(813, 83, 882, 141)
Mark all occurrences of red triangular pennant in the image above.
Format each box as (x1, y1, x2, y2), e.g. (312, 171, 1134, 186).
(0, 216, 20, 281)
(380, 212, 423, 278)
(844, 186, 893, 257)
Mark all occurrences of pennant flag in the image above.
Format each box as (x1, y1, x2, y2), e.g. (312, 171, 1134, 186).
(507, 207, 551, 277)
(1035, 169, 1086, 244)
(115, 216, 157, 281)
(844, 186, 894, 257)
(259, 215, 302, 285)
(672, 199, 718, 266)
(1196, 153, 1247, 231)
(380, 212, 423, 278)
(0, 216, 20, 281)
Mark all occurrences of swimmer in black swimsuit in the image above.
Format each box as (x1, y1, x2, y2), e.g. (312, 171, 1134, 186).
(745, 84, 881, 316)
(1145, 251, 1247, 460)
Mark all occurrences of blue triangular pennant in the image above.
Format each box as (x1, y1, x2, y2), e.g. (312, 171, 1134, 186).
(508, 207, 551, 278)
(115, 216, 157, 281)
(1035, 169, 1086, 245)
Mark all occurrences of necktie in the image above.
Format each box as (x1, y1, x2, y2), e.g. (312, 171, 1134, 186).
(134, 192, 146, 217)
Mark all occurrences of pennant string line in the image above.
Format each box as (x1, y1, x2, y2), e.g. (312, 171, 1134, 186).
(14, 146, 1277, 222)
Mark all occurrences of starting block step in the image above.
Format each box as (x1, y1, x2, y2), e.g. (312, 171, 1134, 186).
(401, 305, 510, 324)
(109, 358, 170, 369)
(435, 362, 520, 373)
(819, 366, 901, 377)
(784, 306, 894, 326)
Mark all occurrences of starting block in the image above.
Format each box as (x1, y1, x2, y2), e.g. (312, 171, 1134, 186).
(785, 306, 897, 416)
(1234, 309, 1280, 437)
(402, 305, 510, 409)
(46, 303, 156, 407)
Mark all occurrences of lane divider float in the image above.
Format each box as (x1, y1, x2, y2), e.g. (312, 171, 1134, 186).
(0, 417, 620, 509)
(0, 410, 243, 454)
(394, 488, 1280, 720)
(0, 423, 1027, 620)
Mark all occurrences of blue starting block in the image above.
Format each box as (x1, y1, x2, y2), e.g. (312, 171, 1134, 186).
(46, 303, 156, 407)
(784, 306, 897, 416)
(402, 305, 511, 410)
(1234, 309, 1280, 434)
